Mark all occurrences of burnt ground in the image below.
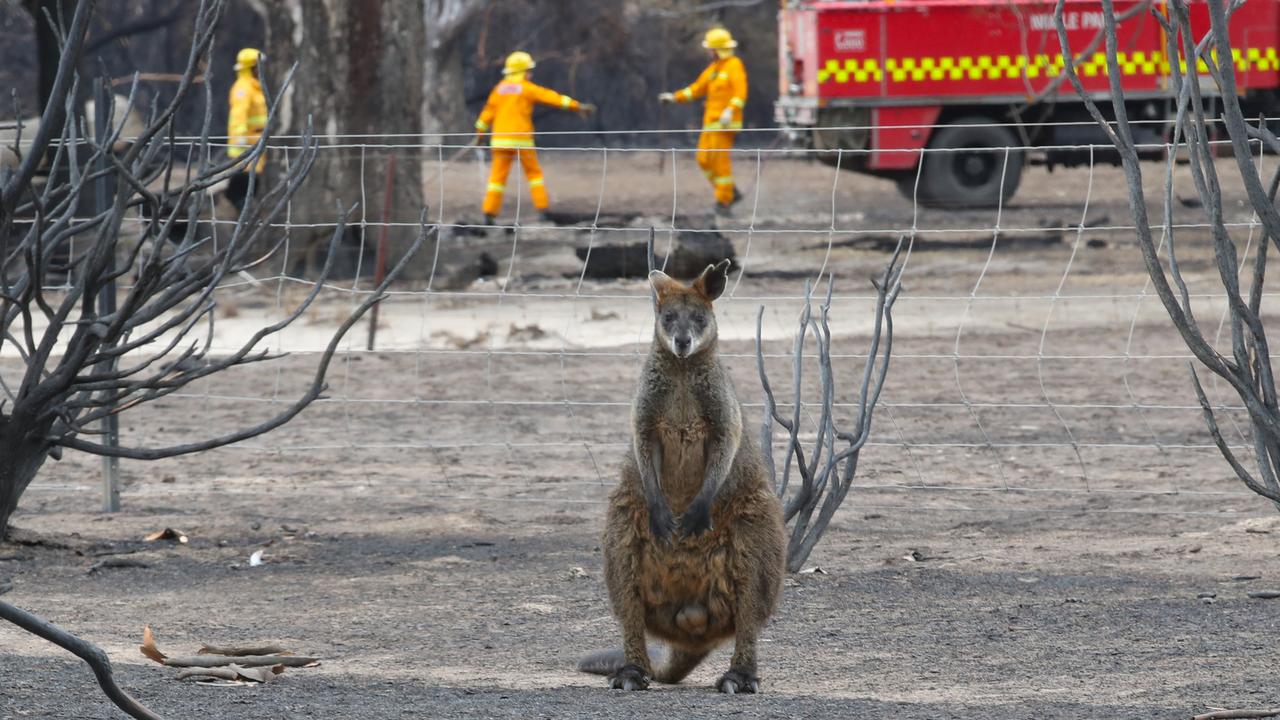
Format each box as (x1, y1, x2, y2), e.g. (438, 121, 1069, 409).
(4, 154, 1280, 719)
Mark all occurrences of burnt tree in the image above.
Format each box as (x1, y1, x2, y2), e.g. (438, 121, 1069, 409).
(1056, 0, 1280, 510)
(248, 0, 484, 279)
(755, 245, 904, 572)
(0, 0, 425, 538)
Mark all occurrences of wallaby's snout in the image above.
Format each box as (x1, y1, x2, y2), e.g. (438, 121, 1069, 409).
(649, 259, 732, 360)
(658, 302, 706, 358)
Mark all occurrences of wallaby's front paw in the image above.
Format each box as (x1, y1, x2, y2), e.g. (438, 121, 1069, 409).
(608, 664, 650, 691)
(717, 670, 760, 695)
(648, 504, 676, 542)
(680, 500, 713, 537)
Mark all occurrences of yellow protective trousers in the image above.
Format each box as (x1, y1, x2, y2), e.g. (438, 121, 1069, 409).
(483, 148, 548, 216)
(696, 130, 737, 205)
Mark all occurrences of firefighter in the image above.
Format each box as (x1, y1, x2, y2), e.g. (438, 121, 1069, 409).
(225, 47, 268, 212)
(659, 27, 747, 215)
(476, 51, 596, 224)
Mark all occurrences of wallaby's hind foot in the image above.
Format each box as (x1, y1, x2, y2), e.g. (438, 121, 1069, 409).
(609, 664, 650, 691)
(717, 669, 760, 695)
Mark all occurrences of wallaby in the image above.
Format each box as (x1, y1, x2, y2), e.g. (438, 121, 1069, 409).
(579, 259, 785, 694)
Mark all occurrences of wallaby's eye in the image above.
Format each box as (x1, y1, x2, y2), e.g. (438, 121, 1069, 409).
(690, 312, 706, 329)
(662, 310, 676, 324)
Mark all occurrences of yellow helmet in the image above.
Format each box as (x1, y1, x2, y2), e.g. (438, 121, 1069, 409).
(701, 28, 737, 50)
(503, 51, 536, 75)
(234, 48, 262, 71)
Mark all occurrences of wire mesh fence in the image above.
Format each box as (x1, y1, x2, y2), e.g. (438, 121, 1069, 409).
(12, 120, 1279, 516)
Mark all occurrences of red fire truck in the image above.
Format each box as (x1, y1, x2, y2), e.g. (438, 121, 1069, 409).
(775, 0, 1280, 206)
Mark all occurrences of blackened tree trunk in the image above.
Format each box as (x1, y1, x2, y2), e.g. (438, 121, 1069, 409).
(0, 421, 53, 541)
(249, 0, 482, 280)
(23, 0, 78, 109)
(422, 0, 480, 136)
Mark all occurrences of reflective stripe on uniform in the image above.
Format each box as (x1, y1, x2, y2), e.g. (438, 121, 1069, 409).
(702, 121, 743, 130)
(491, 137, 535, 148)
(248, 114, 267, 125)
(227, 133, 252, 159)
(678, 88, 693, 101)
(487, 182, 505, 192)
(713, 176, 734, 185)
(559, 96, 572, 108)
(728, 97, 745, 108)
(475, 120, 490, 131)
(528, 178, 545, 186)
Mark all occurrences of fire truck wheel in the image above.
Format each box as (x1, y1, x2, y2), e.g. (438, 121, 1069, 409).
(908, 118, 1023, 208)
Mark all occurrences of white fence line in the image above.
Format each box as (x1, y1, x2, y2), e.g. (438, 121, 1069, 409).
(13, 119, 1276, 515)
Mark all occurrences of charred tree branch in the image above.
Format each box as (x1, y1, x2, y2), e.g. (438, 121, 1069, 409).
(758, 241, 904, 571)
(0, 599, 163, 720)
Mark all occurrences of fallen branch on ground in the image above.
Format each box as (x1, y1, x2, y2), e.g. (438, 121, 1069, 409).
(176, 665, 283, 683)
(1192, 709, 1280, 720)
(152, 653, 318, 669)
(141, 627, 319, 668)
(198, 643, 287, 656)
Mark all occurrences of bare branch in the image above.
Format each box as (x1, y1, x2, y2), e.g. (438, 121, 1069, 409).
(0, 0, 94, 213)
(0, 600, 163, 720)
(56, 222, 432, 459)
(1025, 0, 1152, 106)
(759, 241, 904, 571)
(1057, 0, 1280, 508)
(1190, 367, 1280, 503)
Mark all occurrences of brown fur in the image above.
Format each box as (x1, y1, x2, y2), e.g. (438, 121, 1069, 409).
(580, 261, 786, 693)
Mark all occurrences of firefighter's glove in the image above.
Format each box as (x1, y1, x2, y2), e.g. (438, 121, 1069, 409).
(578, 102, 597, 118)
(657, 92, 675, 104)
(718, 107, 734, 127)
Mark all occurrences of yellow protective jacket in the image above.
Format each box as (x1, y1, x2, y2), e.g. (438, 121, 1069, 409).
(675, 55, 747, 130)
(227, 72, 267, 172)
(475, 77, 582, 148)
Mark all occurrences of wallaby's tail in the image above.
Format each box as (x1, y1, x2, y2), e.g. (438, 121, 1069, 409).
(577, 647, 710, 684)
(577, 648, 630, 676)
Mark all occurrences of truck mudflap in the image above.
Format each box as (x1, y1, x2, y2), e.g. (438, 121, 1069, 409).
(784, 103, 940, 172)
(868, 105, 941, 171)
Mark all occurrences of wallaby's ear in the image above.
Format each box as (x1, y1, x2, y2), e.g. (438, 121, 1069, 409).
(649, 269, 680, 300)
(693, 259, 731, 301)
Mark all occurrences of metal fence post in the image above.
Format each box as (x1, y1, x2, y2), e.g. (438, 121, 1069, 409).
(93, 83, 120, 513)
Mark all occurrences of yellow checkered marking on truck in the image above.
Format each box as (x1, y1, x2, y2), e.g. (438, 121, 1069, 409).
(817, 48, 1279, 84)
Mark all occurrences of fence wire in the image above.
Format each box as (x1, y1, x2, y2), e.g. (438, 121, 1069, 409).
(14, 120, 1280, 516)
